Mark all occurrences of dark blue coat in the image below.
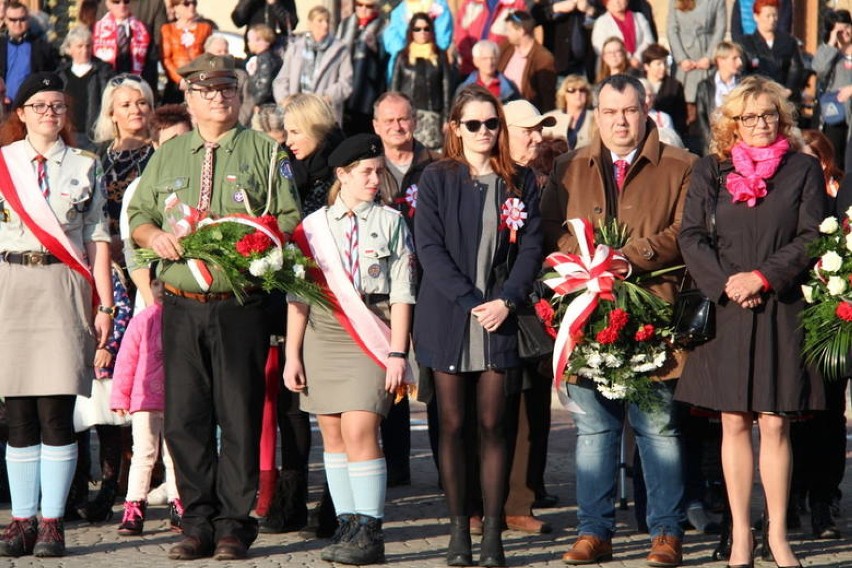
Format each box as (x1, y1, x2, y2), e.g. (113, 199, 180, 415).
(413, 159, 543, 373)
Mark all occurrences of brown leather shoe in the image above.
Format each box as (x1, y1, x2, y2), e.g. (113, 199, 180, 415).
(646, 535, 682, 567)
(213, 536, 248, 561)
(562, 535, 613, 564)
(168, 536, 213, 560)
(506, 515, 553, 534)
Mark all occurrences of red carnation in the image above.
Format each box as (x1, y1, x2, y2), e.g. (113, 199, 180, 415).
(534, 299, 558, 339)
(608, 308, 629, 332)
(256, 214, 286, 243)
(836, 302, 852, 322)
(635, 324, 656, 342)
(596, 327, 619, 344)
(236, 231, 273, 257)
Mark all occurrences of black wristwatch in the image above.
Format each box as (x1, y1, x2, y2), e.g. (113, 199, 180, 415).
(97, 305, 116, 318)
(503, 298, 516, 312)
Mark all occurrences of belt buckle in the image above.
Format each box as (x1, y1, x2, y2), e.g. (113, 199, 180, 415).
(23, 252, 45, 266)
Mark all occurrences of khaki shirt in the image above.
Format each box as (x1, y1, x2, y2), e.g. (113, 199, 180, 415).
(128, 126, 301, 293)
(298, 196, 416, 304)
(0, 138, 110, 256)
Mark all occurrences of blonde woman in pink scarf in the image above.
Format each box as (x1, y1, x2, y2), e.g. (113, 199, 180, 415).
(676, 75, 826, 568)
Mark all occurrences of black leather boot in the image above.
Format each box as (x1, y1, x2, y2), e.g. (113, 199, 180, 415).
(78, 479, 117, 523)
(260, 469, 308, 533)
(479, 517, 506, 567)
(320, 514, 358, 562)
(446, 516, 473, 566)
(333, 514, 385, 565)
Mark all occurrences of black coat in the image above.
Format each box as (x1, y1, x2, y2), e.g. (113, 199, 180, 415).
(413, 161, 543, 373)
(56, 58, 115, 138)
(231, 0, 298, 51)
(530, 4, 588, 77)
(694, 76, 715, 153)
(246, 51, 282, 106)
(675, 152, 827, 412)
(654, 75, 688, 134)
(0, 33, 59, 94)
(391, 50, 452, 121)
(741, 31, 804, 101)
(337, 15, 385, 116)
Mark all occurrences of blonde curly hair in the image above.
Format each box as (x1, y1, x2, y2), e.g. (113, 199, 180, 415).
(709, 75, 798, 160)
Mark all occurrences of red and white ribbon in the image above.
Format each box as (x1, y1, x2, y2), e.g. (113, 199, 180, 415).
(542, 218, 629, 387)
(404, 184, 417, 215)
(500, 198, 527, 243)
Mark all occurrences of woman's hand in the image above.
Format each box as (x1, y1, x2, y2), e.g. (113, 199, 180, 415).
(385, 357, 407, 393)
(151, 230, 183, 261)
(94, 314, 113, 350)
(94, 346, 113, 368)
(696, 57, 711, 70)
(472, 300, 510, 333)
(679, 59, 696, 72)
(738, 295, 764, 310)
(283, 358, 307, 392)
(725, 272, 764, 303)
(837, 85, 852, 102)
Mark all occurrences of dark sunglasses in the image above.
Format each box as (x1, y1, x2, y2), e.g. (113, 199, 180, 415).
(182, 0, 197, 5)
(461, 117, 500, 133)
(354, 1, 376, 7)
(108, 73, 143, 87)
(413, 26, 431, 32)
(6, 16, 26, 23)
(111, 0, 131, 4)
(566, 87, 588, 94)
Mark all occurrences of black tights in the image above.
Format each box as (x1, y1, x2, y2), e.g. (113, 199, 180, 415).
(5, 395, 76, 447)
(434, 370, 508, 518)
(276, 381, 311, 472)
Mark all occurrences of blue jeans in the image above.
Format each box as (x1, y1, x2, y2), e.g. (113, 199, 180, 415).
(566, 380, 684, 540)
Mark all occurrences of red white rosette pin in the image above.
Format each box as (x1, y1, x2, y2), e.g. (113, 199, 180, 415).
(501, 198, 527, 243)
(394, 184, 418, 217)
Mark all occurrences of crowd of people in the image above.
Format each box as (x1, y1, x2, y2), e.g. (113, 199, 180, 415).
(0, 0, 848, 567)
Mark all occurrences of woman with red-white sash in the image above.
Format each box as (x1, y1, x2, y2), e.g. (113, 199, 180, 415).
(284, 133, 415, 566)
(0, 72, 112, 558)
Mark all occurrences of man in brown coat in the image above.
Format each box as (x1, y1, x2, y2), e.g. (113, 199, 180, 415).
(497, 11, 557, 113)
(540, 74, 696, 567)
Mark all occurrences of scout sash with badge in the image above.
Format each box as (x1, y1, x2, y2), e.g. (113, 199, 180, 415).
(0, 144, 96, 298)
(292, 209, 414, 386)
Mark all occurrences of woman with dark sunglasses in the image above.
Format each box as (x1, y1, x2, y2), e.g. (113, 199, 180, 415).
(414, 85, 542, 567)
(390, 12, 452, 151)
(160, 0, 213, 104)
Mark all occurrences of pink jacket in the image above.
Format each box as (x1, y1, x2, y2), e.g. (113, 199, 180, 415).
(110, 304, 165, 413)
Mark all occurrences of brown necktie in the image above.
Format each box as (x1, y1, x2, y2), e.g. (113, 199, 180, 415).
(198, 142, 218, 212)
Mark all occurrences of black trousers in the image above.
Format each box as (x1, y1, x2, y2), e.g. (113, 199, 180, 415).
(163, 293, 269, 548)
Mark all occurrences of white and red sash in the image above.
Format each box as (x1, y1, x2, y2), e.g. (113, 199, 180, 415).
(293, 209, 414, 385)
(0, 144, 95, 296)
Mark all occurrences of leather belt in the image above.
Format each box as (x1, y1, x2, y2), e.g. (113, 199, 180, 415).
(363, 293, 389, 305)
(0, 251, 62, 266)
(164, 283, 236, 303)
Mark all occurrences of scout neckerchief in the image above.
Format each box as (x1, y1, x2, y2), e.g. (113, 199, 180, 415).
(0, 142, 97, 300)
(292, 207, 414, 385)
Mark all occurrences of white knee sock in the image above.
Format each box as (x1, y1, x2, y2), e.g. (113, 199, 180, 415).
(324, 452, 355, 516)
(40, 443, 78, 519)
(6, 445, 40, 518)
(348, 458, 387, 519)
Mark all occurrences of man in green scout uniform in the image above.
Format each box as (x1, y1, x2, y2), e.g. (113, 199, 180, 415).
(128, 53, 300, 561)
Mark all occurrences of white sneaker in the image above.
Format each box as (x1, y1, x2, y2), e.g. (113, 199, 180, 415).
(147, 482, 168, 505)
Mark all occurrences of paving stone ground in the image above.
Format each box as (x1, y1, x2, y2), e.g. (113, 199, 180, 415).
(1, 400, 850, 567)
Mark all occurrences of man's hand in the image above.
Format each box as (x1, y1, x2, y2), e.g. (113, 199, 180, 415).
(150, 230, 183, 261)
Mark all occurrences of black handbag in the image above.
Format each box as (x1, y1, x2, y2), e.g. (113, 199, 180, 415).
(671, 170, 720, 348)
(516, 302, 554, 360)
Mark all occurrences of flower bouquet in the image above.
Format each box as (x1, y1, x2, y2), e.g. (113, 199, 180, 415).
(136, 193, 327, 306)
(800, 214, 852, 380)
(540, 218, 676, 409)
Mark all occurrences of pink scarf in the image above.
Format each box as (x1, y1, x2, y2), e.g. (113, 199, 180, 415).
(725, 137, 789, 207)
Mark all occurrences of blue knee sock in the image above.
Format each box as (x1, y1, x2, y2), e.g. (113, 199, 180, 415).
(6, 445, 40, 518)
(324, 452, 355, 516)
(348, 458, 387, 519)
(40, 443, 77, 519)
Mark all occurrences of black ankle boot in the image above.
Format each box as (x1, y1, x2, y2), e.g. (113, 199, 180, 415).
(334, 514, 385, 565)
(320, 514, 358, 562)
(479, 517, 505, 567)
(79, 479, 117, 523)
(260, 470, 308, 533)
(446, 516, 473, 566)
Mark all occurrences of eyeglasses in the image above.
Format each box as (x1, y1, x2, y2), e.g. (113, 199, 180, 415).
(734, 112, 779, 127)
(354, 1, 376, 7)
(189, 86, 239, 100)
(566, 87, 588, 94)
(110, 0, 131, 4)
(181, 0, 197, 6)
(461, 117, 500, 133)
(23, 102, 68, 115)
(108, 73, 143, 87)
(413, 26, 431, 32)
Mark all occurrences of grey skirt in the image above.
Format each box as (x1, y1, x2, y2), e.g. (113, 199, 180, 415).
(301, 302, 393, 417)
(0, 262, 95, 397)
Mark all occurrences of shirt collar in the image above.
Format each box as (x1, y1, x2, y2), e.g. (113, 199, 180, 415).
(610, 148, 638, 165)
(24, 136, 66, 164)
(188, 125, 241, 154)
(330, 194, 375, 220)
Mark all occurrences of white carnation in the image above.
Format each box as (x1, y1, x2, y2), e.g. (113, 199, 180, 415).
(821, 250, 844, 273)
(603, 353, 622, 368)
(801, 284, 815, 304)
(586, 352, 603, 368)
(846, 206, 852, 220)
(819, 217, 840, 234)
(598, 383, 628, 400)
(249, 258, 270, 277)
(827, 275, 847, 296)
(845, 234, 852, 253)
(266, 248, 284, 271)
(293, 264, 306, 280)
